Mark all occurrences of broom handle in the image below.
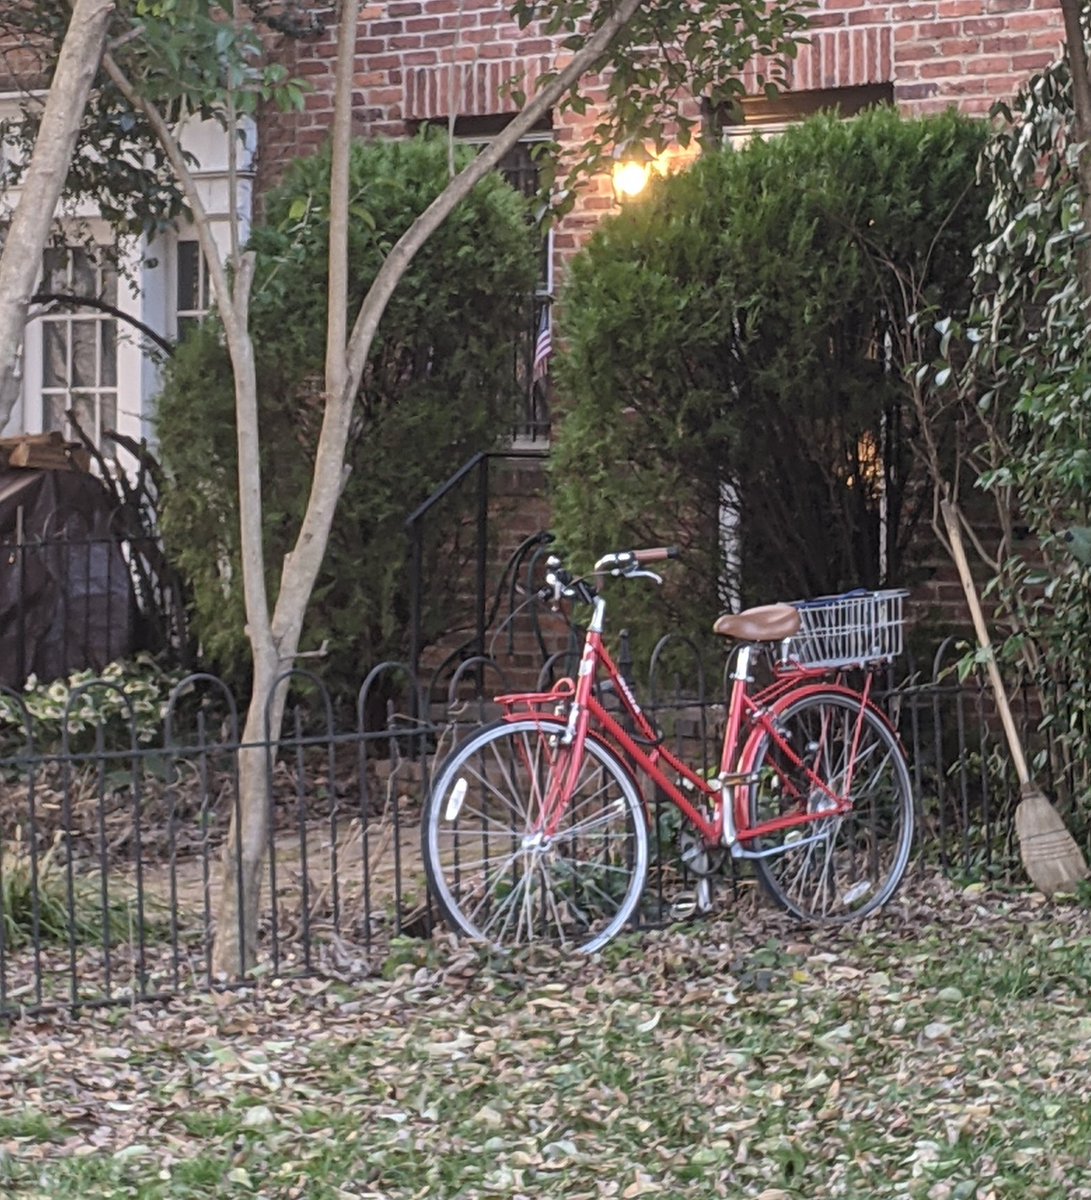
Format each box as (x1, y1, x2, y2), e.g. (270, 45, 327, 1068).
(940, 499, 1030, 786)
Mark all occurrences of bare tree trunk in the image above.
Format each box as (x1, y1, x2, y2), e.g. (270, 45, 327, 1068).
(1061, 0, 1091, 296)
(103, 54, 277, 976)
(217, 647, 282, 977)
(209, 253, 281, 977)
(269, 0, 645, 660)
(116, 0, 643, 978)
(0, 0, 115, 426)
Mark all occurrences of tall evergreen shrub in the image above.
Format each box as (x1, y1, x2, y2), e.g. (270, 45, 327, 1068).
(551, 108, 987, 651)
(941, 44, 1091, 819)
(156, 136, 537, 694)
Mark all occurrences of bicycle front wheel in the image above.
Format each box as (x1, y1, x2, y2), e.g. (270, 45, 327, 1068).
(421, 719, 649, 952)
(747, 690, 914, 922)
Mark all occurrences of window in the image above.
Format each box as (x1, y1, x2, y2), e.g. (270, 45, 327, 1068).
(714, 83, 895, 146)
(412, 116, 555, 443)
(176, 238, 211, 338)
(495, 136, 553, 445)
(39, 246, 118, 455)
(488, 135, 554, 298)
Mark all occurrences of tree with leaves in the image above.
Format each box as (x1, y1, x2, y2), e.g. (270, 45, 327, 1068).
(0, 0, 115, 414)
(551, 107, 987, 663)
(0, 0, 811, 974)
(904, 5, 1091, 832)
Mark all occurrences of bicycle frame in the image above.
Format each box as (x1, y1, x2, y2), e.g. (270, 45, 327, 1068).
(498, 593, 889, 857)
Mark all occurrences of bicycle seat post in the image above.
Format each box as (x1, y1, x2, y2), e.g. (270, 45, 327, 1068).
(561, 593, 607, 746)
(731, 643, 755, 682)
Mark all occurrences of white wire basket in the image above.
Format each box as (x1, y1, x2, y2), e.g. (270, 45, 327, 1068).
(781, 588, 909, 670)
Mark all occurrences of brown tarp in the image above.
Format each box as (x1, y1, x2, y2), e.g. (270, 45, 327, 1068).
(0, 470, 134, 688)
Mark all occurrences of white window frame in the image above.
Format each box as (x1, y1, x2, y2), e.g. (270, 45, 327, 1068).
(172, 234, 212, 339)
(35, 242, 121, 454)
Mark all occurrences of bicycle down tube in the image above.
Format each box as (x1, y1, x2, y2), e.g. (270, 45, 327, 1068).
(515, 624, 880, 853)
(423, 543, 915, 951)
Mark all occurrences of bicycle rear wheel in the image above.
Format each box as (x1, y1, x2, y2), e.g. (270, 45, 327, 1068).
(747, 690, 913, 921)
(421, 719, 649, 952)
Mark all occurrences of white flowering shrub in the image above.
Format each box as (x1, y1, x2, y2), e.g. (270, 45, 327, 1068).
(0, 654, 186, 752)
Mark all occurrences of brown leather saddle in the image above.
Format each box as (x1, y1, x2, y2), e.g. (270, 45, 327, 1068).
(712, 603, 800, 643)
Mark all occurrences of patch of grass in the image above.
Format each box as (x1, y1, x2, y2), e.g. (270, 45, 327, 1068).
(0, 1109, 69, 1141)
(911, 927, 1091, 1000)
(5, 888, 1091, 1198)
(380, 934, 441, 978)
(1, 832, 165, 951)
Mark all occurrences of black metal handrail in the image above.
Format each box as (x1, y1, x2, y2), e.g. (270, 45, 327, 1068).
(404, 448, 549, 686)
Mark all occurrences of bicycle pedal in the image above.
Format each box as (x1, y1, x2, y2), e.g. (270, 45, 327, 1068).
(841, 880, 872, 906)
(669, 894, 696, 919)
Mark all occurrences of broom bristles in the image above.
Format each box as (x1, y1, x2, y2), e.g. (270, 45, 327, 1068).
(1015, 783, 1089, 896)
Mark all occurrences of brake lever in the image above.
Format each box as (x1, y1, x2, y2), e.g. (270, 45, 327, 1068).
(626, 568, 663, 585)
(540, 578, 564, 608)
(541, 565, 573, 608)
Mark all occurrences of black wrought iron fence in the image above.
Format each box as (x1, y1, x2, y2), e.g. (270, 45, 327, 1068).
(0, 651, 1068, 1018)
(0, 526, 187, 689)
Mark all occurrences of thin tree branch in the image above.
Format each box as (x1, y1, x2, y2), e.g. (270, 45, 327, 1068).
(101, 49, 274, 655)
(323, 0, 360, 408)
(1060, 0, 1091, 296)
(31, 290, 174, 354)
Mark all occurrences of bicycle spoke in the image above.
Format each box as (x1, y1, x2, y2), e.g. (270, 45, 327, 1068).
(489, 731, 543, 825)
(463, 848, 526, 922)
(423, 721, 649, 952)
(549, 800, 631, 841)
(477, 868, 531, 941)
(749, 692, 913, 922)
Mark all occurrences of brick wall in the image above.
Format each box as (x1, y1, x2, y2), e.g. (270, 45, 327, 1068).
(254, 1, 1066, 250)
(0, 4, 1068, 262)
(0, 28, 51, 92)
(890, 0, 1063, 114)
(0, 4, 1069, 242)
(743, 1, 1063, 118)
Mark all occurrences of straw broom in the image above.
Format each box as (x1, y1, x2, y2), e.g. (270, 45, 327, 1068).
(940, 499, 1088, 895)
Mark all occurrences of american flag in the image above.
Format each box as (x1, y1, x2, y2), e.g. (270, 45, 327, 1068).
(531, 306, 551, 383)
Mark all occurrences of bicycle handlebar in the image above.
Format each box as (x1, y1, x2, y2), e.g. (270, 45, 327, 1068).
(634, 546, 680, 565)
(539, 547, 681, 605)
(594, 546, 680, 574)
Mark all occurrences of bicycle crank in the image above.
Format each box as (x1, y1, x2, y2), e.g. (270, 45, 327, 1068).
(677, 828, 727, 878)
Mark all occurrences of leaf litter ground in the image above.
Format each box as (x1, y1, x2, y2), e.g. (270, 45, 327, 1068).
(3, 873, 1091, 1199)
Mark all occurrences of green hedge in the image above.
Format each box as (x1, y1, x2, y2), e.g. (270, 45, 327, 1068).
(156, 136, 537, 693)
(551, 107, 987, 656)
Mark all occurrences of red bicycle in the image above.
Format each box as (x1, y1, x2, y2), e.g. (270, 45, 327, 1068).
(421, 547, 914, 952)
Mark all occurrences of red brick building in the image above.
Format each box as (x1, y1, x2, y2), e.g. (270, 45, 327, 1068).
(0, 1, 1069, 450)
(256, 0, 1066, 262)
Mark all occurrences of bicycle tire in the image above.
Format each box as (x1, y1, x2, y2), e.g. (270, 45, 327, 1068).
(421, 718, 649, 952)
(746, 690, 914, 922)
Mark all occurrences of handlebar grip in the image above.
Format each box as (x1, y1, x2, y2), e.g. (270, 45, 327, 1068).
(633, 546, 680, 564)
